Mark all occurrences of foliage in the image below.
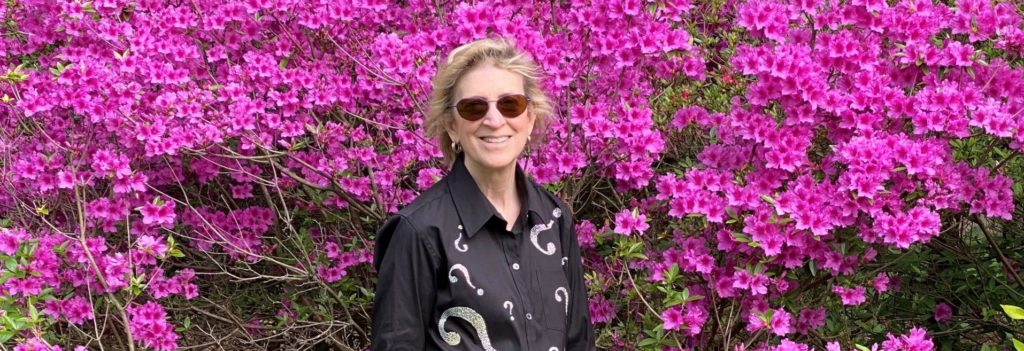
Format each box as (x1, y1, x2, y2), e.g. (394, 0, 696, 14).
(0, 0, 1022, 350)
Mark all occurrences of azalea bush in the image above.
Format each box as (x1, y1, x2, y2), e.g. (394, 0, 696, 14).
(1, 0, 1023, 350)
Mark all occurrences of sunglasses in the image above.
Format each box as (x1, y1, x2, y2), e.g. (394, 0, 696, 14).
(448, 94, 531, 121)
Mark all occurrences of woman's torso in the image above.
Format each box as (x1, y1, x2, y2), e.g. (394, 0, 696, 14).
(384, 158, 574, 350)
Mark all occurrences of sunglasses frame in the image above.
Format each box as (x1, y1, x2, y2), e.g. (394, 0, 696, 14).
(447, 94, 532, 121)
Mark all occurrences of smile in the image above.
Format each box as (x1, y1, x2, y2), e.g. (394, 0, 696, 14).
(479, 136, 511, 143)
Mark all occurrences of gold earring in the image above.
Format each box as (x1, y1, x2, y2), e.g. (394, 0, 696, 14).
(451, 141, 462, 154)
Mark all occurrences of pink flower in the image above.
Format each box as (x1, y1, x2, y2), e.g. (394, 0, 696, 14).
(933, 303, 952, 322)
(873, 273, 891, 293)
(613, 208, 650, 235)
(769, 309, 793, 336)
(588, 294, 617, 324)
(139, 199, 176, 226)
(797, 307, 826, 334)
(881, 327, 934, 351)
(833, 285, 867, 306)
(127, 302, 179, 351)
(416, 168, 443, 190)
(772, 339, 811, 351)
(231, 183, 253, 199)
(62, 296, 95, 325)
(661, 307, 685, 330)
(0, 228, 27, 255)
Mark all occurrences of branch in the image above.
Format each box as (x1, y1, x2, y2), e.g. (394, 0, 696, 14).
(994, 150, 1019, 173)
(972, 214, 1024, 290)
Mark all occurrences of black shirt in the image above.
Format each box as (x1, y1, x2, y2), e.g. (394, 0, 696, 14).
(372, 154, 596, 350)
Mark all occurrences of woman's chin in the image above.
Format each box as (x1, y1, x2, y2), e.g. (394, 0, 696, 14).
(465, 149, 521, 173)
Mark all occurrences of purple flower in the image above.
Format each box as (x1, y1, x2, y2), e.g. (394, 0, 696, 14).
(833, 285, 867, 306)
(613, 208, 650, 236)
(769, 309, 793, 336)
(0, 228, 27, 255)
(661, 307, 685, 330)
(139, 199, 176, 227)
(588, 294, 617, 324)
(933, 303, 952, 322)
(127, 302, 179, 351)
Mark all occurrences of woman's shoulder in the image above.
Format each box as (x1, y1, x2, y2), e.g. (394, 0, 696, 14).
(373, 180, 451, 269)
(524, 177, 573, 219)
(387, 176, 454, 231)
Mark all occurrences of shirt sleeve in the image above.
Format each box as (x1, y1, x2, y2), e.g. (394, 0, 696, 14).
(372, 214, 440, 350)
(563, 209, 597, 351)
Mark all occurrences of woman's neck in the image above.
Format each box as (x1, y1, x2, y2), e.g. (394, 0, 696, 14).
(463, 157, 520, 220)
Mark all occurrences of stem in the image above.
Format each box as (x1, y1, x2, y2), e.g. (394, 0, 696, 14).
(993, 150, 1019, 173)
(73, 185, 136, 351)
(624, 263, 659, 316)
(971, 214, 1024, 289)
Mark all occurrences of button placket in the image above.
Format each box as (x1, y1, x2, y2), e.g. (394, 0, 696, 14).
(502, 228, 533, 342)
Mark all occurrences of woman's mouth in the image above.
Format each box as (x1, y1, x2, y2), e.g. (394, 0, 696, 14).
(479, 136, 511, 143)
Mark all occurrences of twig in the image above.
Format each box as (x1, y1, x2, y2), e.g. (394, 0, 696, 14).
(972, 214, 1024, 289)
(72, 185, 136, 351)
(994, 150, 1019, 173)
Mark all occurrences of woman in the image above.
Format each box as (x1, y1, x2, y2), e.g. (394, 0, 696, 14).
(371, 38, 596, 350)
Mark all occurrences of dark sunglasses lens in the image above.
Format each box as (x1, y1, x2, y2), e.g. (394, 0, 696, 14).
(497, 95, 528, 117)
(456, 99, 488, 121)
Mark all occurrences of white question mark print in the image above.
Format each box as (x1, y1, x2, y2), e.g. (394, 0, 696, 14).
(454, 231, 468, 252)
(448, 264, 484, 296)
(555, 287, 569, 315)
(503, 301, 514, 321)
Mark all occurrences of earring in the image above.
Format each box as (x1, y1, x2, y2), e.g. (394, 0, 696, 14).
(451, 141, 462, 154)
(523, 136, 532, 155)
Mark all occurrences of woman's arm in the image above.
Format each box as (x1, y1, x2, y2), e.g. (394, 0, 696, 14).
(372, 215, 439, 350)
(564, 211, 597, 351)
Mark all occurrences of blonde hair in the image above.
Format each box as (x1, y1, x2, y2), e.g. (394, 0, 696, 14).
(424, 37, 553, 164)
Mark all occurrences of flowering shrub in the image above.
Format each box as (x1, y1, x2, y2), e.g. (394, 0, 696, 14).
(1, 0, 1022, 350)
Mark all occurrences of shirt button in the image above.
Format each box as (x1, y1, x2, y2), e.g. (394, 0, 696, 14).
(526, 313, 533, 320)
(512, 263, 520, 270)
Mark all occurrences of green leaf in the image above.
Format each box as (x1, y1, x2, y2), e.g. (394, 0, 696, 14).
(28, 301, 38, 322)
(665, 293, 688, 307)
(637, 337, 661, 347)
(1012, 338, 1024, 351)
(1001, 304, 1024, 320)
(731, 231, 751, 243)
(169, 248, 185, 258)
(663, 263, 680, 285)
(854, 344, 871, 351)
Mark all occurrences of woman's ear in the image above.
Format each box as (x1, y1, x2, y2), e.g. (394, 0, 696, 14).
(445, 124, 457, 144)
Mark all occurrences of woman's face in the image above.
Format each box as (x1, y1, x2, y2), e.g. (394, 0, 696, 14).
(447, 62, 536, 174)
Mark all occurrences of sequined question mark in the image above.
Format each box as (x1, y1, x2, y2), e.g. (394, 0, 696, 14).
(448, 264, 484, 296)
(503, 301, 514, 321)
(555, 287, 569, 315)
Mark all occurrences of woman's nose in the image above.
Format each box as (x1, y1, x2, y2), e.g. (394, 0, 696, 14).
(480, 103, 507, 128)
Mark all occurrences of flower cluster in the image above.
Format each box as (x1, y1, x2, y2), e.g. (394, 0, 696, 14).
(126, 302, 179, 351)
(0, 0, 1019, 349)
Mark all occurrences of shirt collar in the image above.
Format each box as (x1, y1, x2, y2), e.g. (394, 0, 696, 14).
(447, 153, 545, 238)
